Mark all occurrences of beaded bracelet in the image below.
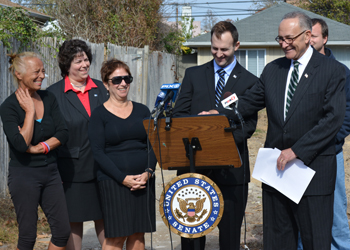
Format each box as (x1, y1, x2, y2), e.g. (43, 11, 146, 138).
(40, 142, 49, 154)
(43, 142, 50, 153)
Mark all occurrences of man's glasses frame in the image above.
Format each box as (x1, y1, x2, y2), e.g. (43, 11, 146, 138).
(275, 30, 307, 45)
(108, 75, 133, 85)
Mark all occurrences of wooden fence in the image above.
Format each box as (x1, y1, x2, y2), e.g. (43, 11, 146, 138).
(0, 38, 177, 197)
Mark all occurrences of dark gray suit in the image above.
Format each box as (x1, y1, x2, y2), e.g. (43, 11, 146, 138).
(47, 78, 108, 182)
(237, 48, 346, 249)
(174, 60, 258, 250)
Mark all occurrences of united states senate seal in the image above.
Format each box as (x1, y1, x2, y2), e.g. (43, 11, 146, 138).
(159, 173, 224, 238)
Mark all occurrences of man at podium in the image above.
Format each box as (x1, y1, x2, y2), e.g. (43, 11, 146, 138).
(173, 21, 258, 250)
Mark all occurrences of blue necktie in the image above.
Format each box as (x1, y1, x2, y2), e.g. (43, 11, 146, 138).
(215, 69, 225, 107)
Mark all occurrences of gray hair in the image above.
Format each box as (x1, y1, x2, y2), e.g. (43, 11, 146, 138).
(282, 11, 312, 31)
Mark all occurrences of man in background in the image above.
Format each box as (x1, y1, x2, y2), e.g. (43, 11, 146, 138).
(297, 18, 350, 250)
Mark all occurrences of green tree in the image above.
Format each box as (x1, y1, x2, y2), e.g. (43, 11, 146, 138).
(53, 0, 163, 51)
(251, 0, 284, 9)
(0, 6, 59, 52)
(161, 16, 195, 55)
(299, 0, 350, 25)
(11, 0, 56, 15)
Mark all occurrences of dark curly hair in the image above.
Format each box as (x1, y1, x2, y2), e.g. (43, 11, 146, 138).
(100, 59, 132, 84)
(57, 39, 92, 78)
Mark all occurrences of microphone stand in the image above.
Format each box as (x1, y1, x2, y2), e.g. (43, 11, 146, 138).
(165, 101, 173, 131)
(153, 109, 161, 128)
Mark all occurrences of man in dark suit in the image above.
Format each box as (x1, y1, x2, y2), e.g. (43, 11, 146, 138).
(295, 18, 350, 250)
(236, 12, 346, 249)
(173, 21, 258, 250)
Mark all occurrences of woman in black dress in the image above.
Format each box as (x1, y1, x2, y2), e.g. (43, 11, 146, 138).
(0, 52, 70, 250)
(47, 39, 107, 250)
(89, 59, 156, 250)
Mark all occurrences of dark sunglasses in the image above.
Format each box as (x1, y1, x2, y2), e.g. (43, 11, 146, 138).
(109, 75, 133, 85)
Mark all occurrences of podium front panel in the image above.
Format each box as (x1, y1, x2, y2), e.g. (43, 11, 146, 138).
(143, 115, 242, 170)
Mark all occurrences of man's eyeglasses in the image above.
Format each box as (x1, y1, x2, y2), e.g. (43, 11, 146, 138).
(108, 75, 133, 85)
(275, 30, 307, 44)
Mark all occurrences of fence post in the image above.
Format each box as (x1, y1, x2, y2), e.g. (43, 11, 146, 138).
(142, 46, 149, 105)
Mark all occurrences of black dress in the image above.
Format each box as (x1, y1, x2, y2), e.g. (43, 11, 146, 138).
(89, 102, 156, 238)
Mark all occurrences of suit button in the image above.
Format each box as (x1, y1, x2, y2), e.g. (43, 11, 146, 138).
(283, 130, 287, 134)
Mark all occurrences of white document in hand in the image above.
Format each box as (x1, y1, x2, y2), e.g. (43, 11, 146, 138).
(252, 148, 315, 204)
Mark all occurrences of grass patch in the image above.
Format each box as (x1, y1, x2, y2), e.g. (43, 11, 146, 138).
(252, 129, 265, 137)
(0, 195, 51, 248)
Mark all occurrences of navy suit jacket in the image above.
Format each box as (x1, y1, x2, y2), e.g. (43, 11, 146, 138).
(237, 48, 346, 195)
(174, 60, 258, 185)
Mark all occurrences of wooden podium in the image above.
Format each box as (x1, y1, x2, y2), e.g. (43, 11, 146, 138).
(143, 114, 242, 170)
(144, 114, 241, 250)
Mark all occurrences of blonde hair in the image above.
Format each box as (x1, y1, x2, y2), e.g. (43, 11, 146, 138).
(8, 52, 41, 87)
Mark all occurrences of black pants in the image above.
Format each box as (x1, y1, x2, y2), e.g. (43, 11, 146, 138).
(181, 184, 248, 250)
(263, 189, 334, 250)
(8, 163, 71, 250)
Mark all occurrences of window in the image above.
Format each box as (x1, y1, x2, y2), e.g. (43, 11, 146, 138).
(235, 49, 266, 77)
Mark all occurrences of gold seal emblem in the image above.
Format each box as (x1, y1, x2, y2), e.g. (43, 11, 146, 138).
(159, 173, 224, 238)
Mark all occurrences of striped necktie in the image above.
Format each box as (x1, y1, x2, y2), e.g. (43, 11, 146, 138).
(285, 61, 300, 117)
(215, 69, 225, 107)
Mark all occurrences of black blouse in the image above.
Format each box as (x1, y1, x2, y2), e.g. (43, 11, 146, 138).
(88, 102, 156, 183)
(0, 90, 68, 167)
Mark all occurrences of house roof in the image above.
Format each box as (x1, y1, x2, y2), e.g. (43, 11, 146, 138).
(0, 0, 54, 25)
(185, 2, 350, 47)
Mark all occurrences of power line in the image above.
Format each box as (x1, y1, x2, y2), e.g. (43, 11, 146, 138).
(194, 6, 258, 11)
(163, 1, 257, 5)
(163, 8, 257, 15)
(163, 12, 255, 18)
(21, 4, 56, 6)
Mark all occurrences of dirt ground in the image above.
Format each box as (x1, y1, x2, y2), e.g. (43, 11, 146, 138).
(5, 110, 349, 250)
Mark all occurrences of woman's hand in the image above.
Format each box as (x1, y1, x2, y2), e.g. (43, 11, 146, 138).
(26, 143, 45, 154)
(122, 175, 146, 191)
(131, 172, 151, 191)
(15, 88, 35, 114)
(15, 88, 35, 146)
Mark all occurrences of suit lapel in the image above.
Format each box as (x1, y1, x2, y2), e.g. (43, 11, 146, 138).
(64, 90, 90, 120)
(223, 62, 242, 94)
(284, 52, 319, 123)
(205, 61, 216, 108)
(89, 87, 100, 111)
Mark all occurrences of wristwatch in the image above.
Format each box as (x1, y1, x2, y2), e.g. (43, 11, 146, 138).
(145, 168, 155, 178)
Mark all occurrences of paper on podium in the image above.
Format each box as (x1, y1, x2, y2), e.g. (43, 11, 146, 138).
(252, 148, 315, 204)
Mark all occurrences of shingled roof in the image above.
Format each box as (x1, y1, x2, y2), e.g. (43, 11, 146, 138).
(0, 0, 54, 25)
(185, 2, 350, 47)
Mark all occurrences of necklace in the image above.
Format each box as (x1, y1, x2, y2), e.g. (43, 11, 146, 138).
(70, 81, 86, 89)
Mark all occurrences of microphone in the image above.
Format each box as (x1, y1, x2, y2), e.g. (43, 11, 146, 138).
(151, 91, 166, 114)
(153, 83, 181, 127)
(221, 92, 244, 124)
(221, 92, 238, 109)
(154, 83, 181, 113)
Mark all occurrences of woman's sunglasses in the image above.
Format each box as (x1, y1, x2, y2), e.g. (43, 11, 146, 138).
(109, 75, 133, 85)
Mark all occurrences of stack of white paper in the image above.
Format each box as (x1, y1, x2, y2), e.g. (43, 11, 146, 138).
(252, 148, 315, 204)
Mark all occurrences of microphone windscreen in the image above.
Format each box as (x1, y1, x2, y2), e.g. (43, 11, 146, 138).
(223, 91, 233, 99)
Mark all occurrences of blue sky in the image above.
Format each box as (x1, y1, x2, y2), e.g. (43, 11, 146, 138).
(164, 0, 261, 24)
